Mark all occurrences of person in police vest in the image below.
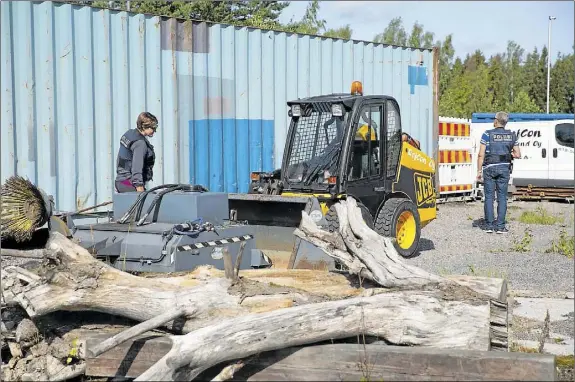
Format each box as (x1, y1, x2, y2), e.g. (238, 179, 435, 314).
(476, 111, 521, 234)
(115, 112, 158, 193)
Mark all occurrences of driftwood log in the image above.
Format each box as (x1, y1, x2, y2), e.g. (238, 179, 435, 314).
(1, 197, 509, 381)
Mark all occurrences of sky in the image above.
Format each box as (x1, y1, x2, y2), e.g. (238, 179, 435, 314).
(278, 1, 574, 64)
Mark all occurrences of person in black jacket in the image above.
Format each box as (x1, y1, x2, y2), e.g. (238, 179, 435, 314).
(115, 112, 158, 193)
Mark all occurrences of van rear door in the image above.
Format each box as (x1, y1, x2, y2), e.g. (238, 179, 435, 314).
(548, 121, 574, 188)
(511, 122, 550, 187)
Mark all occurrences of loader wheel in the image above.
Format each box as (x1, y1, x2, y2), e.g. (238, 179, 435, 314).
(323, 202, 374, 233)
(374, 198, 421, 258)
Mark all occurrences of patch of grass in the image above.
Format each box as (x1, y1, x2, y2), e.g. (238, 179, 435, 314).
(553, 337, 565, 344)
(518, 206, 564, 225)
(510, 341, 575, 370)
(437, 267, 451, 276)
(557, 355, 575, 368)
(511, 229, 533, 252)
(466, 264, 508, 279)
(509, 342, 539, 353)
(545, 230, 575, 259)
(508, 205, 522, 211)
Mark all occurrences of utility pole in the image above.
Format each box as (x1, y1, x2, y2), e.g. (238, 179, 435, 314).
(546, 16, 556, 114)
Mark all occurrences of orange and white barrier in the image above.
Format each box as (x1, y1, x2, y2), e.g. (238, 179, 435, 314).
(439, 150, 472, 164)
(438, 117, 475, 198)
(439, 121, 471, 137)
(439, 184, 473, 193)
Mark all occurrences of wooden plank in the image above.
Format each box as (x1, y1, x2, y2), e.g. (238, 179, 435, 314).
(233, 344, 557, 382)
(85, 333, 554, 381)
(85, 332, 172, 378)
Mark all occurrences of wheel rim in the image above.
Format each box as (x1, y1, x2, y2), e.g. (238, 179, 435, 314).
(396, 211, 416, 250)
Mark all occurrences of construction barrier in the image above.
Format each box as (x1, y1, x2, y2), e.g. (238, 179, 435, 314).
(439, 150, 472, 164)
(438, 163, 475, 193)
(438, 117, 475, 201)
(439, 121, 471, 137)
(438, 135, 474, 151)
(439, 184, 473, 193)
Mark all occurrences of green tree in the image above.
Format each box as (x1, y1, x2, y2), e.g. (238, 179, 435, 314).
(408, 21, 434, 49)
(373, 17, 407, 46)
(467, 63, 493, 114)
(550, 53, 575, 113)
(487, 54, 506, 110)
(528, 46, 550, 111)
(463, 50, 486, 72)
(438, 70, 470, 118)
(436, 34, 455, 98)
(284, 0, 325, 34)
(503, 40, 525, 106)
(507, 90, 541, 113)
(91, 0, 289, 29)
(323, 25, 353, 40)
(520, 47, 540, 101)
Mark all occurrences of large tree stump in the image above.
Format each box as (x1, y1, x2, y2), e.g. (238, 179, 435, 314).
(1, 197, 509, 381)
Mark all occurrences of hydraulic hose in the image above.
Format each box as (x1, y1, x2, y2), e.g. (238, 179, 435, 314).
(136, 185, 185, 226)
(150, 184, 208, 223)
(136, 184, 209, 226)
(118, 184, 180, 224)
(135, 184, 209, 224)
(133, 184, 179, 223)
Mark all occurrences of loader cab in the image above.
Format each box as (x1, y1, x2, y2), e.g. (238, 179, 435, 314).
(281, 82, 403, 216)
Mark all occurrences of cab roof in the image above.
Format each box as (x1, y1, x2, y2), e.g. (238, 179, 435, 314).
(287, 93, 396, 109)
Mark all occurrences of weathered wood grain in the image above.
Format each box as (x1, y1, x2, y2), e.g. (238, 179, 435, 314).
(235, 344, 557, 381)
(86, 333, 172, 378)
(85, 338, 555, 381)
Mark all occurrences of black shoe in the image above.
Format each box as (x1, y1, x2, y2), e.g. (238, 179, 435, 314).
(496, 228, 509, 234)
(483, 227, 494, 233)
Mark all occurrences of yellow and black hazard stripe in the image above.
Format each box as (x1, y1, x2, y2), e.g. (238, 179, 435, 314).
(439, 184, 473, 193)
(439, 150, 472, 164)
(176, 234, 253, 252)
(439, 122, 470, 137)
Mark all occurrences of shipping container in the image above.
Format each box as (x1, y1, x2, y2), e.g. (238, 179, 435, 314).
(1, 1, 438, 212)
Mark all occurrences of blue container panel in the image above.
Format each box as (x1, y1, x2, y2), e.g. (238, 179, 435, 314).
(1, 1, 437, 210)
(472, 113, 575, 123)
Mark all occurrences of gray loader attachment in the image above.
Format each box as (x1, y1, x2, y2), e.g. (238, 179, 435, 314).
(67, 189, 274, 273)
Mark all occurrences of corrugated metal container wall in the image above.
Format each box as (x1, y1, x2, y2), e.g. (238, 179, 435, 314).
(1, 1, 437, 212)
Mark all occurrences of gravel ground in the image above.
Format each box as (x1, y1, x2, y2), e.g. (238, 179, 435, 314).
(406, 199, 575, 294)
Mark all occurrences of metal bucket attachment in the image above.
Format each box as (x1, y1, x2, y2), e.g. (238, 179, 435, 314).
(227, 193, 334, 270)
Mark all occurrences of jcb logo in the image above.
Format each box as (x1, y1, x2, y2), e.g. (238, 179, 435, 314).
(414, 172, 435, 207)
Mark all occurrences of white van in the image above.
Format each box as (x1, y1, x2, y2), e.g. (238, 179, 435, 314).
(470, 113, 574, 191)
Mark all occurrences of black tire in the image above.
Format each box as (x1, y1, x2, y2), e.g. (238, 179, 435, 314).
(323, 201, 375, 233)
(374, 197, 421, 258)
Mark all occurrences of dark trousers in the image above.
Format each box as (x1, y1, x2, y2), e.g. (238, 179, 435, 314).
(115, 179, 137, 193)
(483, 164, 511, 230)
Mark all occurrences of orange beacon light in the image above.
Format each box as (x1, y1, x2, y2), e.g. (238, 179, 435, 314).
(351, 81, 363, 95)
